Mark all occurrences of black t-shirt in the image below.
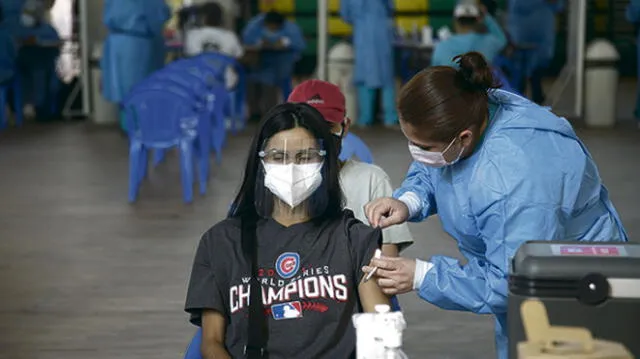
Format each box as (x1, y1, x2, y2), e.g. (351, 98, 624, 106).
(185, 210, 381, 359)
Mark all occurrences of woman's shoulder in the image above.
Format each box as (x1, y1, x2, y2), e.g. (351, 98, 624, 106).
(200, 217, 242, 246)
(332, 210, 382, 245)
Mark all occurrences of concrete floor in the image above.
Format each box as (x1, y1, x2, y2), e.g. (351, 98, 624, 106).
(0, 82, 639, 359)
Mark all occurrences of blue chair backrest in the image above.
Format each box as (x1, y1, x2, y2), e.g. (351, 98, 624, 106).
(340, 132, 374, 164)
(124, 89, 199, 146)
(149, 70, 209, 101)
(166, 59, 223, 88)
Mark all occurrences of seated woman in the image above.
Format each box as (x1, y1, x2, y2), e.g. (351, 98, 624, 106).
(185, 103, 389, 359)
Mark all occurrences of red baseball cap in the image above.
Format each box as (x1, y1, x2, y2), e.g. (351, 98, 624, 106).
(287, 80, 346, 123)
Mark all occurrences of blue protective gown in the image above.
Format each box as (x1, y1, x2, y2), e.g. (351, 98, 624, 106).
(431, 14, 507, 67)
(393, 89, 628, 359)
(506, 0, 564, 74)
(0, 0, 25, 36)
(626, 0, 640, 120)
(17, 23, 60, 110)
(0, 25, 17, 84)
(241, 14, 305, 88)
(101, 0, 171, 104)
(340, 0, 397, 126)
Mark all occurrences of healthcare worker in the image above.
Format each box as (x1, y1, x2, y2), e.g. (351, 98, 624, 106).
(362, 52, 628, 359)
(626, 0, 640, 128)
(0, 0, 24, 36)
(101, 0, 171, 131)
(17, 0, 61, 121)
(0, 3, 17, 86)
(340, 0, 398, 127)
(242, 11, 305, 121)
(506, 0, 564, 104)
(431, 3, 506, 67)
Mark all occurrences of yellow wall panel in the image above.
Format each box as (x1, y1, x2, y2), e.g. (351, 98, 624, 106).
(259, 0, 295, 13)
(395, 0, 428, 12)
(329, 0, 341, 12)
(328, 17, 352, 36)
(395, 16, 428, 32)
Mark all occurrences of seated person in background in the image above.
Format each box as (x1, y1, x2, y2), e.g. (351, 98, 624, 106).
(185, 103, 389, 358)
(0, 4, 17, 86)
(242, 10, 305, 121)
(288, 80, 414, 259)
(184, 2, 243, 89)
(431, 2, 506, 67)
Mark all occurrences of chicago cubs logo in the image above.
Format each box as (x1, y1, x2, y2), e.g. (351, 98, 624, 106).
(275, 252, 300, 279)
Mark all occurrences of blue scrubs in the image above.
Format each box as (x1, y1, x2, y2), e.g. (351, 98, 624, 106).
(18, 23, 60, 114)
(507, 0, 564, 100)
(241, 13, 305, 93)
(0, 0, 25, 36)
(626, 0, 640, 121)
(340, 0, 397, 126)
(0, 26, 17, 84)
(431, 15, 507, 67)
(101, 0, 170, 129)
(394, 90, 628, 359)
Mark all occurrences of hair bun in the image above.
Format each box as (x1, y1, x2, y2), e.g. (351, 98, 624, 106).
(454, 52, 497, 92)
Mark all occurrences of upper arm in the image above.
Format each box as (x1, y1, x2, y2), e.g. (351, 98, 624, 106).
(358, 277, 390, 312)
(483, 15, 507, 50)
(241, 16, 264, 45)
(346, 221, 389, 311)
(185, 231, 227, 326)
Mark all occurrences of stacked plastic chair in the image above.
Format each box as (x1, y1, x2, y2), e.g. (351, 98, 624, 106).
(124, 85, 201, 203)
(124, 52, 245, 203)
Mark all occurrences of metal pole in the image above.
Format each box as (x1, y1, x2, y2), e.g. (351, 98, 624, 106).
(574, 0, 586, 118)
(79, 0, 91, 117)
(317, 0, 328, 80)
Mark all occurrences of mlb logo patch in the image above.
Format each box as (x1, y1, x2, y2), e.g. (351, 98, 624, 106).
(275, 252, 300, 279)
(271, 301, 303, 320)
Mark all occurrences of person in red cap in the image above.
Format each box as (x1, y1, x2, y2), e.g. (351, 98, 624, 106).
(288, 79, 414, 262)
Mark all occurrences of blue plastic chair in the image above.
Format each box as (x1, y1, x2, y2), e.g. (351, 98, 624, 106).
(124, 88, 201, 203)
(0, 75, 23, 129)
(491, 66, 520, 95)
(340, 132, 374, 164)
(134, 81, 212, 196)
(146, 68, 227, 164)
(186, 53, 247, 133)
(184, 329, 202, 359)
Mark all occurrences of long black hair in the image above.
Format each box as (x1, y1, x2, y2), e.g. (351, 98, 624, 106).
(229, 103, 343, 222)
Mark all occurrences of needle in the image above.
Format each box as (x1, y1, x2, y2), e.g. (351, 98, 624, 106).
(364, 249, 382, 282)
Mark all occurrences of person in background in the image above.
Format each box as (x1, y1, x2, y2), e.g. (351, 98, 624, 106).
(340, 0, 397, 128)
(431, 3, 506, 67)
(0, 4, 17, 87)
(0, 0, 24, 36)
(362, 52, 627, 359)
(17, 0, 61, 121)
(101, 0, 171, 132)
(626, 0, 640, 129)
(242, 10, 305, 121)
(506, 0, 564, 104)
(184, 2, 243, 90)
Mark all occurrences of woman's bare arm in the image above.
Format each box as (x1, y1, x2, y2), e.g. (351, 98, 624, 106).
(358, 277, 391, 312)
(201, 310, 231, 359)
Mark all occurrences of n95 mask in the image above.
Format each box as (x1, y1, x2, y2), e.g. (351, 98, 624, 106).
(263, 161, 324, 208)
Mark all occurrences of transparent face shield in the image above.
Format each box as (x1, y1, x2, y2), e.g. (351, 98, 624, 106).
(255, 137, 328, 219)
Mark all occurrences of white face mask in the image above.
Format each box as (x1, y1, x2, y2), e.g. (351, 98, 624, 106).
(263, 161, 324, 208)
(408, 137, 464, 168)
(21, 14, 36, 27)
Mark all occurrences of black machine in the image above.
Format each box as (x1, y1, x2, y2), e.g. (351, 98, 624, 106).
(508, 241, 640, 358)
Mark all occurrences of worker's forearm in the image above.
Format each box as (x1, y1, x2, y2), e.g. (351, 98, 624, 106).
(202, 341, 231, 359)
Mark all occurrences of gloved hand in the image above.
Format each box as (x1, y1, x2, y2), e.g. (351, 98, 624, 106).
(364, 197, 410, 229)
